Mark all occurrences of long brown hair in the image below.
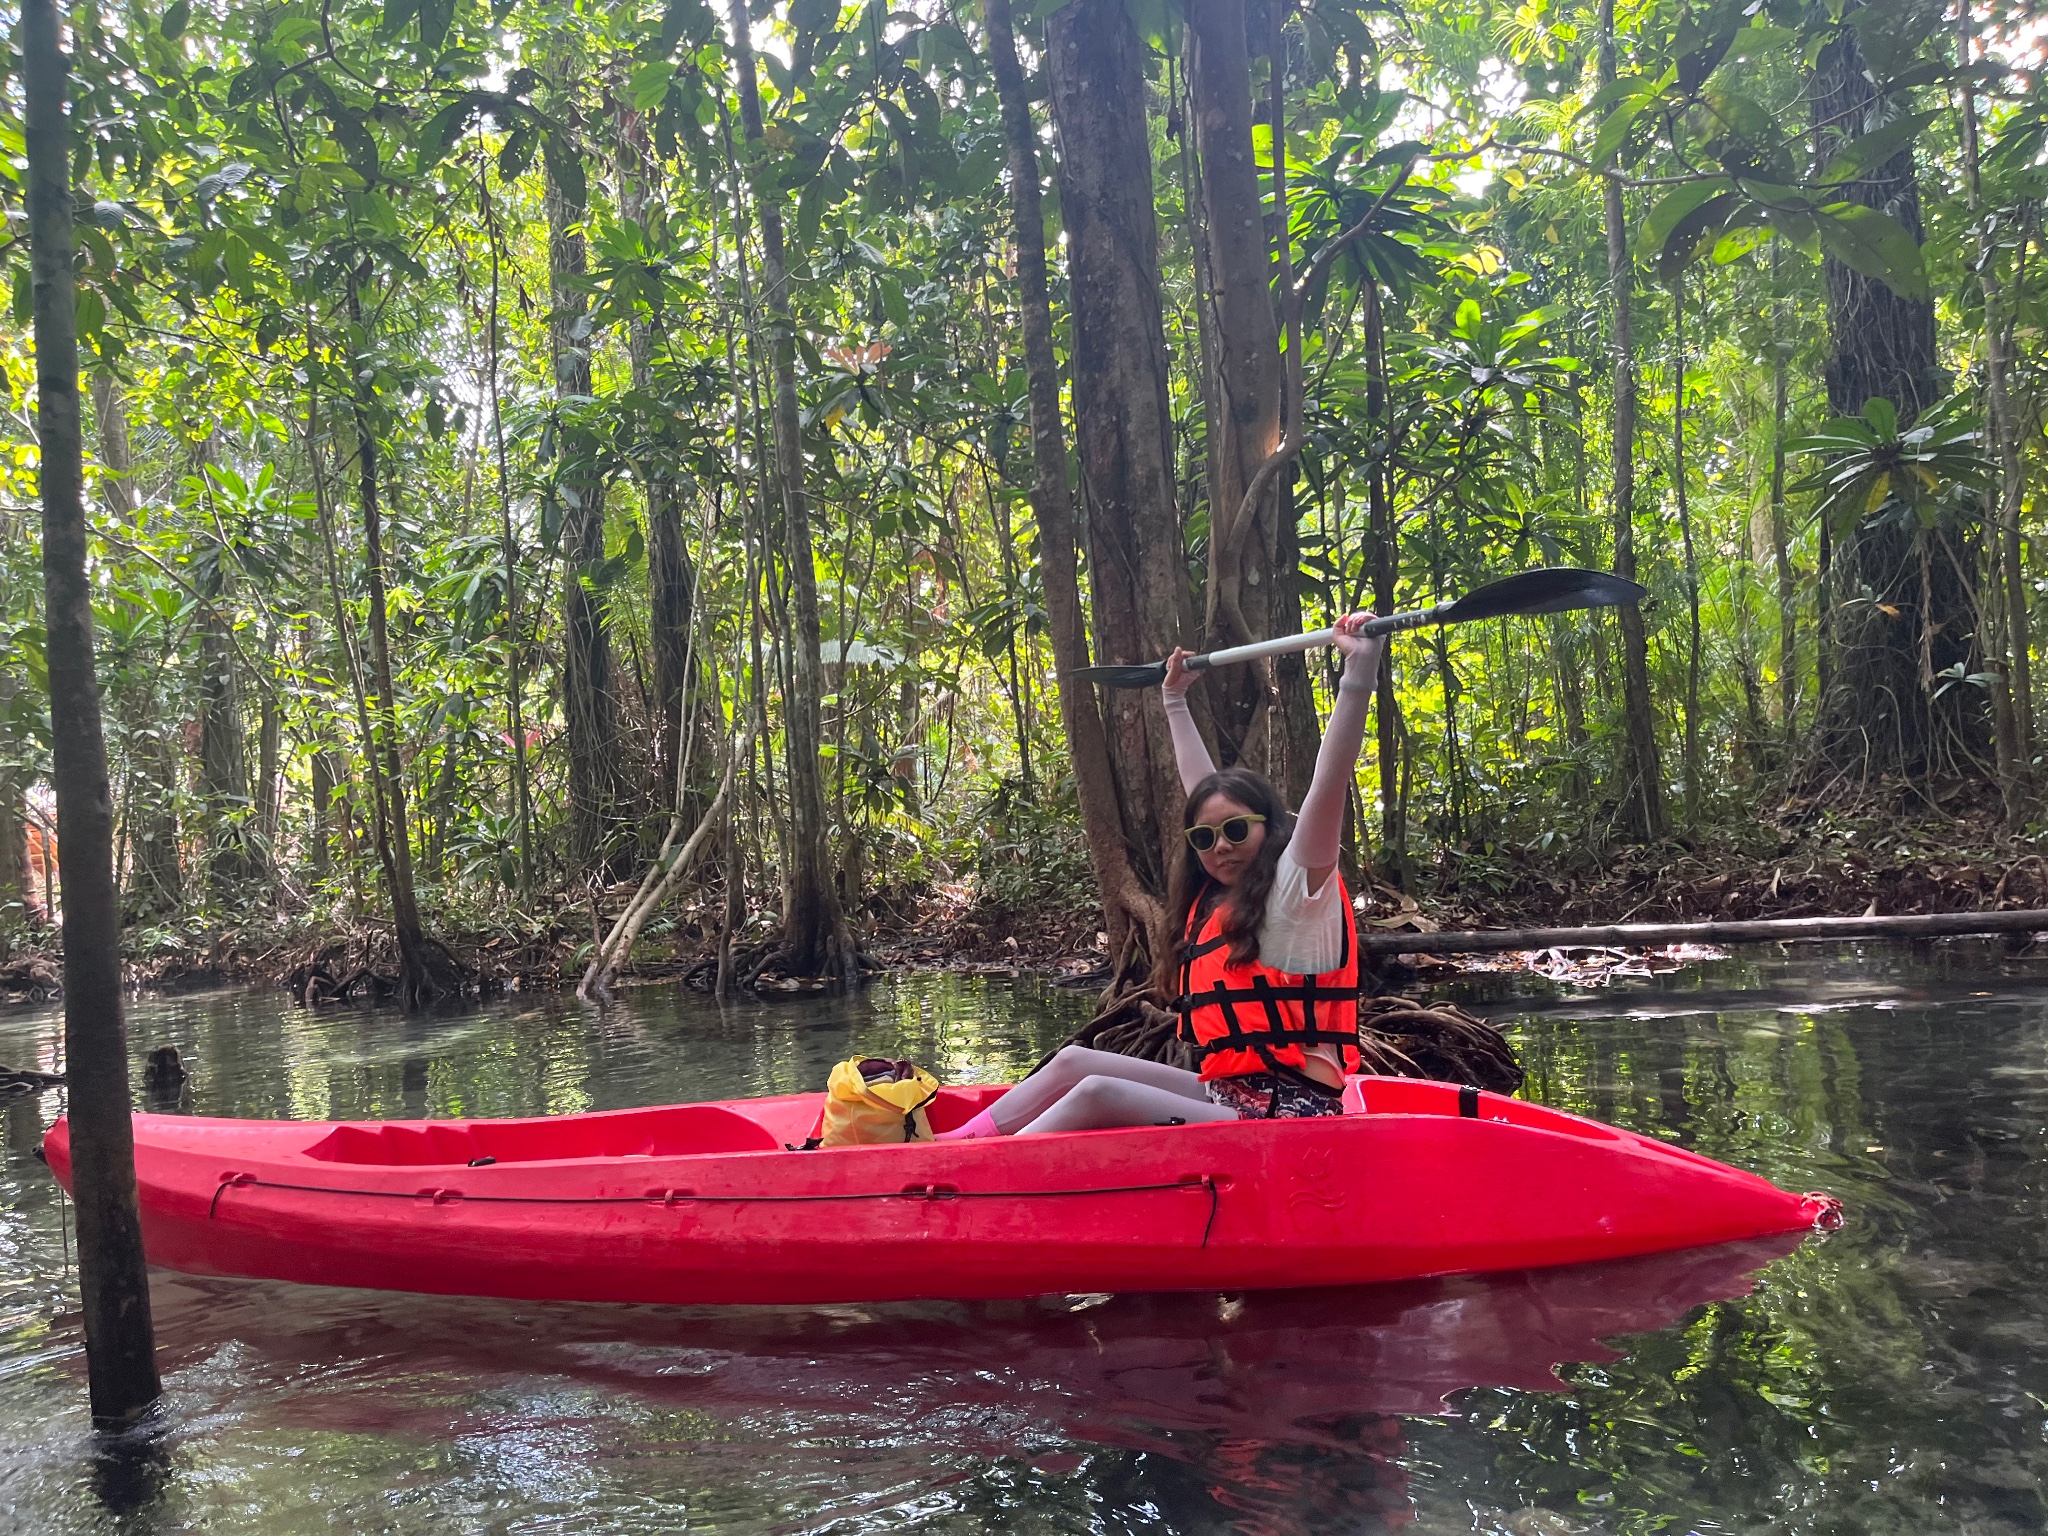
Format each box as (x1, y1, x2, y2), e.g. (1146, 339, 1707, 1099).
(1156, 767, 1292, 992)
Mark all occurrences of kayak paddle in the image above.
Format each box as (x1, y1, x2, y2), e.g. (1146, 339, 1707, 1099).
(1068, 567, 1647, 689)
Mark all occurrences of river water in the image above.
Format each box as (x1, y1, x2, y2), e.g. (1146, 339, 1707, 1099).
(1, 944, 2044, 1534)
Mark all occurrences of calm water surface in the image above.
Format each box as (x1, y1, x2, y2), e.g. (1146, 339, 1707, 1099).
(1, 947, 2045, 1534)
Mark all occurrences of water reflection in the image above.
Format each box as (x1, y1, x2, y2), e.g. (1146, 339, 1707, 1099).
(0, 952, 2043, 1533)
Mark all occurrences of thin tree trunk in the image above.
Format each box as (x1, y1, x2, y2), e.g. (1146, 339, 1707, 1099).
(1600, 0, 1665, 840)
(1769, 249, 1796, 743)
(1672, 277, 1702, 822)
(23, 0, 161, 1424)
(1365, 285, 1404, 878)
(727, 0, 853, 980)
(985, 0, 1162, 965)
(89, 373, 136, 519)
(347, 279, 457, 1009)
(479, 154, 534, 891)
(1959, 2, 2032, 821)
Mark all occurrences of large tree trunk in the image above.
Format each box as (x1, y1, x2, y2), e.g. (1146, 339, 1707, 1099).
(1599, 0, 1665, 839)
(545, 117, 635, 881)
(985, 0, 1162, 972)
(1810, 28, 1981, 781)
(1045, 0, 1198, 910)
(727, 0, 853, 980)
(23, 0, 161, 1425)
(1183, 0, 1313, 787)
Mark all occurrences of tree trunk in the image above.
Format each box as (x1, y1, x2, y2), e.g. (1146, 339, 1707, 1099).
(727, 0, 853, 980)
(348, 281, 459, 1009)
(1599, 0, 1665, 840)
(1672, 277, 1702, 822)
(545, 112, 634, 881)
(89, 373, 136, 519)
(1769, 255, 1796, 742)
(1365, 285, 1405, 878)
(1810, 27, 1980, 781)
(985, 0, 1162, 967)
(197, 598, 252, 892)
(1184, 0, 1311, 779)
(1958, 2, 2032, 821)
(1045, 0, 1199, 915)
(23, 0, 162, 1425)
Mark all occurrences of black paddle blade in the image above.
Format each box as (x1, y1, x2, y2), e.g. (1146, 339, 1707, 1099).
(1440, 567, 1646, 624)
(1068, 661, 1170, 690)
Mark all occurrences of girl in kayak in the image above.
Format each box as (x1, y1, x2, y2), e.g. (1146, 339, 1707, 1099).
(937, 613, 1384, 1137)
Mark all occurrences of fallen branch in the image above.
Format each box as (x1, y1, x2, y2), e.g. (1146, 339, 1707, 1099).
(577, 717, 758, 1003)
(1357, 907, 2048, 956)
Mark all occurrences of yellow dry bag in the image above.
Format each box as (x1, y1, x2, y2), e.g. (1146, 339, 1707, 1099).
(814, 1056, 941, 1146)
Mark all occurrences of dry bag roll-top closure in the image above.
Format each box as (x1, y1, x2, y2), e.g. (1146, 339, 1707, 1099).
(800, 1057, 942, 1148)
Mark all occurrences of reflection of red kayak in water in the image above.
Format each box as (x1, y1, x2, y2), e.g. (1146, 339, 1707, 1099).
(140, 1236, 1806, 1536)
(44, 1076, 1839, 1305)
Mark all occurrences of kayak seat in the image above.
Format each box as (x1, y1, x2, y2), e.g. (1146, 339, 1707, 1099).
(300, 1105, 782, 1165)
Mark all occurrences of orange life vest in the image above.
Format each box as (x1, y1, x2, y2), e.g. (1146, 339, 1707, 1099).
(1173, 880, 1362, 1083)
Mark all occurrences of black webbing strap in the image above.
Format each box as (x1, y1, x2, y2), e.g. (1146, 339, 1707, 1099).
(1459, 1084, 1480, 1118)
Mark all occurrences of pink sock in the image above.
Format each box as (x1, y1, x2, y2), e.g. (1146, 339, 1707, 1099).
(934, 1108, 1003, 1141)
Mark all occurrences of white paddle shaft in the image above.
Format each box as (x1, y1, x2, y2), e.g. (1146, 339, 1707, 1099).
(1183, 602, 1453, 672)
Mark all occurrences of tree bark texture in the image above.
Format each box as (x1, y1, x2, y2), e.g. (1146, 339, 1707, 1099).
(985, 0, 1163, 969)
(1958, 2, 2032, 816)
(1810, 28, 1982, 780)
(1184, 0, 1313, 784)
(729, 0, 853, 979)
(23, 0, 162, 1426)
(1045, 0, 1199, 903)
(1599, 0, 1665, 840)
(545, 125, 635, 880)
(197, 602, 252, 890)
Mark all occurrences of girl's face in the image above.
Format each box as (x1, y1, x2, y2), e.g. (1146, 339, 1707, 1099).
(1191, 793, 1265, 887)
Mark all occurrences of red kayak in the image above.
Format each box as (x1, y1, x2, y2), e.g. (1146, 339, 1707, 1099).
(43, 1075, 1840, 1305)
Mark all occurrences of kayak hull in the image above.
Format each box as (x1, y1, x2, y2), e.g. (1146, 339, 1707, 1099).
(43, 1077, 1837, 1305)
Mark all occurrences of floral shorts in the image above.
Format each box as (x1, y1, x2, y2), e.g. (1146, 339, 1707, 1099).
(1205, 1073, 1345, 1119)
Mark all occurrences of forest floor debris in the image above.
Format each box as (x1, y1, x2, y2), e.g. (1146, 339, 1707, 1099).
(2, 799, 2042, 1007)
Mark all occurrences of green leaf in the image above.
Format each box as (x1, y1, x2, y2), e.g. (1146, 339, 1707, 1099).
(1588, 96, 1650, 170)
(1813, 202, 1929, 301)
(1862, 397, 1898, 439)
(418, 0, 454, 50)
(1816, 109, 1936, 185)
(161, 0, 189, 39)
(628, 61, 675, 114)
(1637, 178, 1734, 260)
(417, 97, 476, 175)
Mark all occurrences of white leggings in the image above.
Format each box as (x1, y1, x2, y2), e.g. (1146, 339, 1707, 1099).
(986, 1046, 1240, 1135)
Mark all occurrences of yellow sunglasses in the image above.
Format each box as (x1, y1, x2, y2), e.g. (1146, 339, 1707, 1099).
(1185, 813, 1265, 853)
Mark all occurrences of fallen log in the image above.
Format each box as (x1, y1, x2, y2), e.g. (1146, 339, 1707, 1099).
(1356, 907, 2048, 956)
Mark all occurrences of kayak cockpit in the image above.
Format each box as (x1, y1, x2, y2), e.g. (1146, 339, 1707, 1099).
(300, 1103, 784, 1165)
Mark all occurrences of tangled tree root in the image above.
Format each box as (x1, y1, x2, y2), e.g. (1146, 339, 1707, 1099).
(1051, 985, 1523, 1093)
